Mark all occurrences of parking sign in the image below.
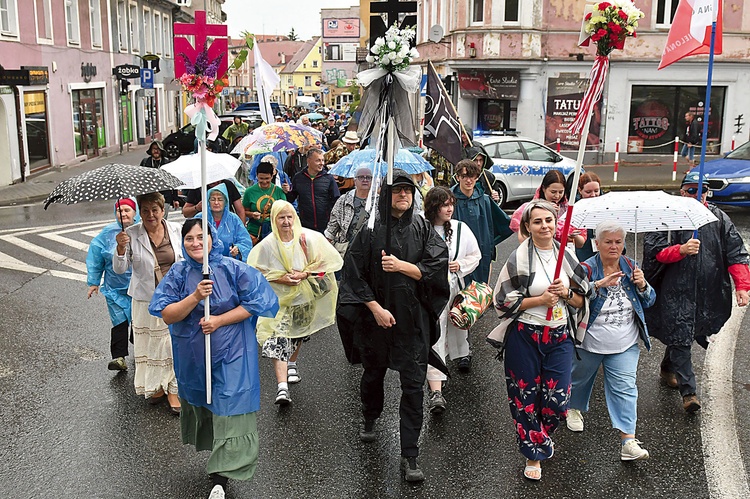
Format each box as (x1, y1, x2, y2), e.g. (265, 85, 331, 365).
(140, 68, 154, 89)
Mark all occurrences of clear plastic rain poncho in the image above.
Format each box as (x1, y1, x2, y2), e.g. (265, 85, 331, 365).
(246, 200, 344, 345)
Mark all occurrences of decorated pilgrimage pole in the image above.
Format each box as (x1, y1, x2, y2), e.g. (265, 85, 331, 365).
(173, 12, 248, 404)
(544, 1, 645, 330)
(356, 23, 421, 305)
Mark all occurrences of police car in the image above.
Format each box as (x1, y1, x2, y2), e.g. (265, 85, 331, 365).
(474, 133, 578, 206)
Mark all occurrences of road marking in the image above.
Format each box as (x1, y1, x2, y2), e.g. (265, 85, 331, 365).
(0, 235, 88, 273)
(0, 250, 86, 282)
(702, 304, 750, 499)
(38, 232, 90, 253)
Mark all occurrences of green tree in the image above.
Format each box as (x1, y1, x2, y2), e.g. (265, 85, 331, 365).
(288, 28, 299, 41)
(347, 83, 361, 114)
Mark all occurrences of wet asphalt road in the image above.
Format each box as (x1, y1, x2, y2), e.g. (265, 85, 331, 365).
(1, 200, 750, 498)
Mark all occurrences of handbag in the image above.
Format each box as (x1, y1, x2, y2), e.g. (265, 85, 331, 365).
(448, 223, 494, 329)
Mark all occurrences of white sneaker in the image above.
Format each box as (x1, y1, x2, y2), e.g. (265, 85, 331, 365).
(621, 439, 649, 461)
(566, 409, 584, 432)
(207, 484, 225, 499)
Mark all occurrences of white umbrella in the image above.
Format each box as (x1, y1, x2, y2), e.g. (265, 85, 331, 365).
(570, 190, 719, 260)
(162, 151, 241, 189)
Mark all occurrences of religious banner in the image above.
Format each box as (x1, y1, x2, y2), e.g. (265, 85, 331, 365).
(545, 76, 602, 150)
(457, 70, 520, 100)
(173, 11, 228, 80)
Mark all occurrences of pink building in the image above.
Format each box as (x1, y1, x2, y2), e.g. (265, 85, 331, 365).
(416, 0, 750, 156)
(0, 0, 186, 186)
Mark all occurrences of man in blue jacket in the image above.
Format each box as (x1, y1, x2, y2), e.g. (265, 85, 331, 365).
(286, 148, 340, 232)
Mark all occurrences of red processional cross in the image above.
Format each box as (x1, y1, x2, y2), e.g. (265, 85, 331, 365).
(173, 11, 228, 79)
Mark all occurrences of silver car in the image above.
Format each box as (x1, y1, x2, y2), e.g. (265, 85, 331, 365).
(474, 134, 579, 206)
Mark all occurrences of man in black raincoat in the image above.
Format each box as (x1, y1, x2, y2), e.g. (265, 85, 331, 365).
(337, 170, 449, 482)
(643, 172, 750, 413)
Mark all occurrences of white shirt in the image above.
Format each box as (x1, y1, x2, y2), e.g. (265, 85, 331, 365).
(583, 281, 639, 354)
(521, 247, 570, 327)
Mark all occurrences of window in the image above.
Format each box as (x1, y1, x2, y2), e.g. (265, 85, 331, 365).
(116, 0, 127, 51)
(89, 0, 102, 48)
(154, 12, 162, 55)
(504, 0, 519, 23)
(287, 75, 293, 84)
(471, 0, 483, 24)
(0, 0, 18, 36)
(35, 0, 53, 42)
(312, 60, 318, 68)
(143, 7, 152, 54)
(129, 2, 139, 52)
(304, 76, 312, 87)
(494, 141, 525, 160)
(325, 44, 341, 61)
(522, 141, 557, 162)
(656, 0, 678, 27)
(65, 0, 80, 44)
(162, 12, 170, 56)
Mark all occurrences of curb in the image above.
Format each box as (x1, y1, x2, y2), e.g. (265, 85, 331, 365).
(0, 193, 51, 208)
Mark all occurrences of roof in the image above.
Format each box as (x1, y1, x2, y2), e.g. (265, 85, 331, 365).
(280, 37, 321, 74)
(227, 38, 306, 68)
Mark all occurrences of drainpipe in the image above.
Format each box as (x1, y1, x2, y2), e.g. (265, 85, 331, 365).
(12, 85, 26, 182)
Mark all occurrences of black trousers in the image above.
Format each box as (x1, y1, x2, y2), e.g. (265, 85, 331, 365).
(661, 344, 697, 396)
(360, 366, 424, 458)
(111, 320, 130, 359)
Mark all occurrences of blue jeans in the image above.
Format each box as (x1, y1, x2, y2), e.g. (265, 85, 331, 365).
(569, 343, 640, 435)
(681, 143, 695, 162)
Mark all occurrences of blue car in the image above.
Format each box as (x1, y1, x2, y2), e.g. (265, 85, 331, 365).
(691, 140, 750, 207)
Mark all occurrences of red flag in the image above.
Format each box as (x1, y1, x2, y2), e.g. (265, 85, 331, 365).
(659, 0, 722, 70)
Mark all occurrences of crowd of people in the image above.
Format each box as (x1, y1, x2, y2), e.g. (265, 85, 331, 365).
(83, 129, 750, 496)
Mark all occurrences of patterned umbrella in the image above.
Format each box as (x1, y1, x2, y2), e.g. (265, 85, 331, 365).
(162, 151, 241, 189)
(231, 123, 324, 158)
(328, 148, 434, 178)
(43, 163, 183, 209)
(570, 190, 719, 260)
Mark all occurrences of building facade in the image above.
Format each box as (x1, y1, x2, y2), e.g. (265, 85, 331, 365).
(416, 0, 750, 156)
(320, 6, 361, 111)
(279, 37, 324, 109)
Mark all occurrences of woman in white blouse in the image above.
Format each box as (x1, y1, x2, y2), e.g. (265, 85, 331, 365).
(114, 192, 184, 414)
(422, 187, 481, 413)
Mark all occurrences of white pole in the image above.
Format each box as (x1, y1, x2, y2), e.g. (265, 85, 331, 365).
(200, 139, 212, 405)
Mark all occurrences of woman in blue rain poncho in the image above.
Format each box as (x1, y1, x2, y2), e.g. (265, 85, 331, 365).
(86, 198, 140, 372)
(197, 183, 253, 261)
(149, 219, 279, 499)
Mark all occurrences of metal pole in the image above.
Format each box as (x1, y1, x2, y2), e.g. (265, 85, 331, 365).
(150, 95, 155, 141)
(118, 82, 123, 155)
(200, 138, 212, 405)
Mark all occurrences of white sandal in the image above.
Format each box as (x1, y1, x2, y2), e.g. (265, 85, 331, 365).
(275, 388, 291, 405)
(523, 461, 541, 481)
(287, 365, 301, 384)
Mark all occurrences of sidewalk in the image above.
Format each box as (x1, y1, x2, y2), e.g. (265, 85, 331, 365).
(0, 146, 150, 207)
(0, 149, 689, 207)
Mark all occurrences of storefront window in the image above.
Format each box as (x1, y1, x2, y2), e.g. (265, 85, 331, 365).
(72, 88, 105, 157)
(23, 91, 50, 172)
(628, 85, 726, 154)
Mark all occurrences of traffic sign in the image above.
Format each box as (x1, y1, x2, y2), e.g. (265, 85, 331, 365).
(315, 81, 321, 87)
(144, 89, 155, 97)
(297, 89, 304, 96)
(420, 74, 427, 97)
(140, 68, 154, 89)
(323, 88, 330, 95)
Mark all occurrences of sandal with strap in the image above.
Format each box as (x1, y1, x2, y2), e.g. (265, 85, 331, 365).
(275, 388, 291, 405)
(523, 461, 542, 481)
(287, 365, 301, 384)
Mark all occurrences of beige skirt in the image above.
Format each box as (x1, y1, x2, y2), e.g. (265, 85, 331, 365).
(132, 299, 178, 398)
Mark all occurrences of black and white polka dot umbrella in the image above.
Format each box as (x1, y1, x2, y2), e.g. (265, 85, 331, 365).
(43, 163, 184, 209)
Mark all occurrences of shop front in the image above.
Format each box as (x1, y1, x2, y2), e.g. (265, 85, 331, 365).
(544, 76, 602, 151)
(457, 70, 519, 132)
(23, 89, 51, 172)
(627, 85, 727, 154)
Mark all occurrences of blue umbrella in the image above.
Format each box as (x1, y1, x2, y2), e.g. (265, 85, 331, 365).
(303, 112, 325, 121)
(328, 148, 434, 178)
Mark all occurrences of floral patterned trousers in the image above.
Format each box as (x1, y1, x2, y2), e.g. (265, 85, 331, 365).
(504, 321, 573, 461)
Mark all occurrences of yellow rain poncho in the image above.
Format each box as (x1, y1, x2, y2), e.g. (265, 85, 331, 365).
(247, 200, 344, 345)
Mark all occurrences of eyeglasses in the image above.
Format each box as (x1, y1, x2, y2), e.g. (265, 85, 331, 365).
(391, 185, 412, 194)
(681, 186, 702, 195)
(356, 175, 373, 181)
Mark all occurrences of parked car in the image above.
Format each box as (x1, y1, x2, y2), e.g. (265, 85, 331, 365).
(688, 140, 750, 207)
(219, 110, 264, 130)
(162, 115, 261, 159)
(234, 101, 283, 117)
(474, 133, 579, 207)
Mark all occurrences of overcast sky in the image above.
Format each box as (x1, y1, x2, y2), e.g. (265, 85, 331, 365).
(223, 0, 358, 40)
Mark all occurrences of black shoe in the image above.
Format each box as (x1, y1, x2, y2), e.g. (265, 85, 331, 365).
(427, 390, 446, 414)
(401, 456, 425, 482)
(360, 419, 376, 442)
(683, 394, 701, 413)
(457, 356, 472, 372)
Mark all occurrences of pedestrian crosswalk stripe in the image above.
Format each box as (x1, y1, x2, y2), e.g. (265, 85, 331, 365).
(0, 234, 88, 273)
